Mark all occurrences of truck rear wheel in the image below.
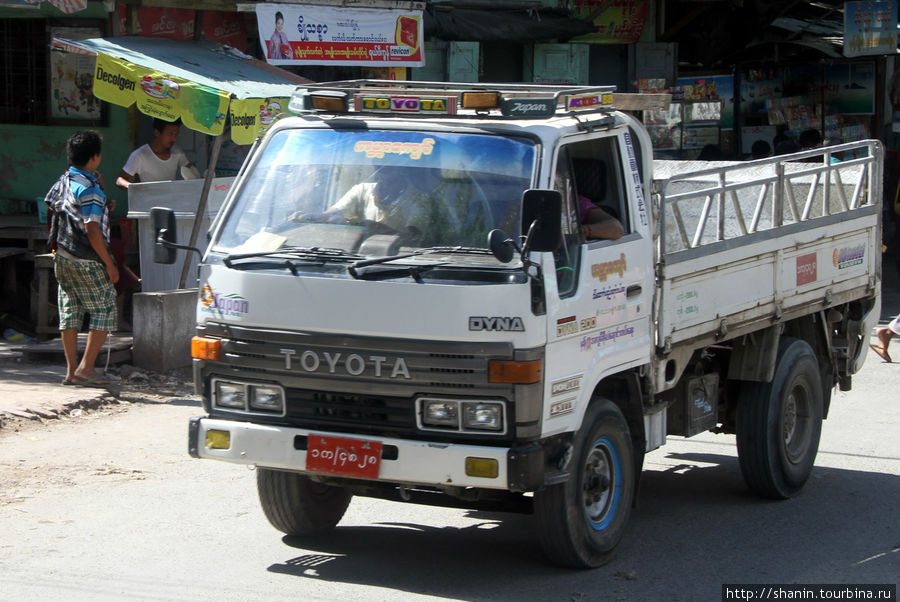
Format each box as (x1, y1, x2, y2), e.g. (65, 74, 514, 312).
(256, 468, 352, 536)
(534, 399, 634, 568)
(736, 337, 824, 499)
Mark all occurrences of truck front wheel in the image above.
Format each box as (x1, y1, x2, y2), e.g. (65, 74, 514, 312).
(534, 399, 634, 568)
(256, 468, 352, 536)
(736, 337, 824, 499)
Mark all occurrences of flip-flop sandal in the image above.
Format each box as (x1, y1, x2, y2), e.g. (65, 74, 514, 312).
(869, 344, 892, 363)
(61, 379, 75, 385)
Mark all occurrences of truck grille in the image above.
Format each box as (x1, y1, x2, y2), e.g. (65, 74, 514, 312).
(199, 322, 517, 440)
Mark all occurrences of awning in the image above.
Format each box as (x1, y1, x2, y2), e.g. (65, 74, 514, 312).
(51, 36, 310, 144)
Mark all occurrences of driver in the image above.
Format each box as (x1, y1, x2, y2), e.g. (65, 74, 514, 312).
(292, 165, 428, 236)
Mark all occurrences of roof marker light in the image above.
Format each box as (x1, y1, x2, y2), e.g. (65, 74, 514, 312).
(461, 91, 499, 110)
(307, 90, 349, 112)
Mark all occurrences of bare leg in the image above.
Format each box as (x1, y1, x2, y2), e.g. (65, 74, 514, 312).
(871, 327, 894, 362)
(60, 328, 79, 381)
(73, 329, 108, 380)
(876, 327, 894, 351)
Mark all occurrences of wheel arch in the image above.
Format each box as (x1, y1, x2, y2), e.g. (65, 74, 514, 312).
(584, 370, 646, 500)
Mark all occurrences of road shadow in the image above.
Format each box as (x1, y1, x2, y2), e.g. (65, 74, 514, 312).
(265, 452, 900, 600)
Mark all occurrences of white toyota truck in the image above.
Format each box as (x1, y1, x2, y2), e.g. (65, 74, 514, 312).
(152, 81, 882, 568)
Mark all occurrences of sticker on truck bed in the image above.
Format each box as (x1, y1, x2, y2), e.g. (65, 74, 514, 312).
(796, 253, 817, 285)
(833, 244, 865, 270)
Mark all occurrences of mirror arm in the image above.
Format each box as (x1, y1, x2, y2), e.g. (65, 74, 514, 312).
(519, 220, 544, 283)
(156, 233, 202, 258)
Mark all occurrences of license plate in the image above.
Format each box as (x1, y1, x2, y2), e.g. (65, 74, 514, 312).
(305, 435, 382, 479)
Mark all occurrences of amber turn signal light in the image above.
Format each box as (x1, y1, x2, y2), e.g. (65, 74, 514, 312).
(488, 360, 542, 384)
(191, 336, 221, 361)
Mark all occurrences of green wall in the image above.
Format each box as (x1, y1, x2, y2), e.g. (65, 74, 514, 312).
(0, 1, 131, 218)
(0, 106, 132, 218)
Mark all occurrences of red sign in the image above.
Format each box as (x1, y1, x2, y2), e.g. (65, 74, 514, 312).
(306, 435, 382, 479)
(796, 253, 818, 286)
(114, 5, 196, 40)
(201, 11, 248, 52)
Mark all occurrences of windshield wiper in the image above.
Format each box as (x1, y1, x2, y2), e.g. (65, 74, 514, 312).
(348, 262, 448, 282)
(223, 246, 362, 269)
(348, 245, 490, 271)
(347, 246, 490, 281)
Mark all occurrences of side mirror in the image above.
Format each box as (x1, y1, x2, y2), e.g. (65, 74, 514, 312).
(488, 229, 516, 263)
(521, 189, 562, 252)
(150, 207, 177, 264)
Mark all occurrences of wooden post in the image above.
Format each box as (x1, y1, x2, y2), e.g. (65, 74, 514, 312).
(178, 131, 225, 289)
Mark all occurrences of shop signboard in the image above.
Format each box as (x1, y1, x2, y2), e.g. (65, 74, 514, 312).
(201, 12, 248, 53)
(113, 5, 196, 40)
(570, 0, 650, 43)
(255, 3, 424, 67)
(844, 1, 898, 58)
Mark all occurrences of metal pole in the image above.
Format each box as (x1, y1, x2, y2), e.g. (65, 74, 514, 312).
(179, 130, 225, 289)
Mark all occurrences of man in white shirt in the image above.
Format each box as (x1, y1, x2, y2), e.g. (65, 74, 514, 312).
(291, 166, 430, 237)
(115, 118, 194, 189)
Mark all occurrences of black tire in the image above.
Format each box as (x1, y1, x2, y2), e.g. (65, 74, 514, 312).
(534, 399, 634, 569)
(736, 337, 824, 499)
(256, 468, 352, 536)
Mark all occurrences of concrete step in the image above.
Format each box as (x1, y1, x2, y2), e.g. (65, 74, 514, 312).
(14, 333, 133, 366)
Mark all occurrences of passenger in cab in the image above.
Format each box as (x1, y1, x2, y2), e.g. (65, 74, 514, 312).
(573, 158, 624, 241)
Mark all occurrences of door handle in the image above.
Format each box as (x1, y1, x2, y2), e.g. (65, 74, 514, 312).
(626, 285, 642, 298)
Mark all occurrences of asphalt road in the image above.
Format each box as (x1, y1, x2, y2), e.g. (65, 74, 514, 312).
(0, 348, 898, 601)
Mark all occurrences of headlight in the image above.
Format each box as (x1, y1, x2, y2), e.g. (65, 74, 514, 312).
(213, 380, 284, 414)
(462, 402, 503, 431)
(215, 381, 246, 409)
(421, 399, 459, 428)
(418, 398, 505, 434)
(250, 385, 284, 412)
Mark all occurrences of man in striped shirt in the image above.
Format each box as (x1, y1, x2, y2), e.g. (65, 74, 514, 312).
(54, 130, 119, 386)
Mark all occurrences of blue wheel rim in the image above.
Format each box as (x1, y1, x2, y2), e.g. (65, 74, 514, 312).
(583, 435, 622, 531)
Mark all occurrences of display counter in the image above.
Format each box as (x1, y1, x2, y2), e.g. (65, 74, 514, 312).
(127, 178, 234, 292)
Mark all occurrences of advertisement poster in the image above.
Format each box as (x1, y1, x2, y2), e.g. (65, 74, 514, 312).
(844, 1, 897, 57)
(255, 3, 424, 67)
(50, 26, 104, 122)
(677, 74, 734, 129)
(741, 69, 783, 118)
(229, 97, 289, 145)
(92, 53, 229, 136)
(825, 62, 876, 115)
(570, 0, 650, 43)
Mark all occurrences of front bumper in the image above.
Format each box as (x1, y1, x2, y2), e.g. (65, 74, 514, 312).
(189, 416, 548, 491)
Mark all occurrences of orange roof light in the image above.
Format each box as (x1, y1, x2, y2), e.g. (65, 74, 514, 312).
(461, 91, 500, 110)
(308, 91, 349, 112)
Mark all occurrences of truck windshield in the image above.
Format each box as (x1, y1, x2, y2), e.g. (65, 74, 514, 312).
(211, 128, 535, 265)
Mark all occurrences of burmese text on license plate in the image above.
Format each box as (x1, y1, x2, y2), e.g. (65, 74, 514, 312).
(306, 435, 382, 479)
